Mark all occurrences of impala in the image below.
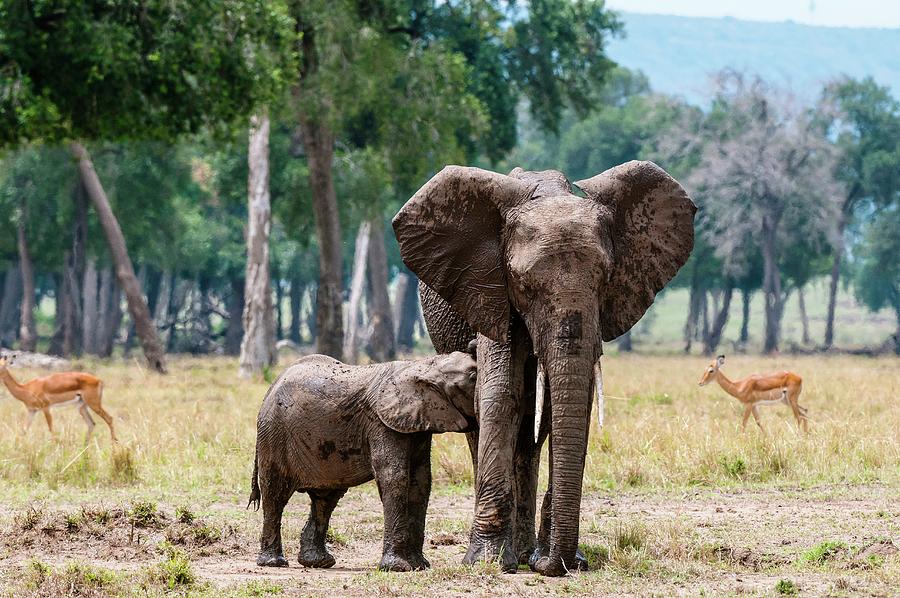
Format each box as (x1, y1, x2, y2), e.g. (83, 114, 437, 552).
(0, 354, 117, 442)
(699, 355, 807, 432)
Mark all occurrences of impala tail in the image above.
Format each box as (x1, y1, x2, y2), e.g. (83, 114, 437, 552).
(248, 444, 260, 511)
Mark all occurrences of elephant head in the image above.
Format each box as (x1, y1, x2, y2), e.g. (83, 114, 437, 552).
(393, 161, 695, 574)
(374, 351, 478, 434)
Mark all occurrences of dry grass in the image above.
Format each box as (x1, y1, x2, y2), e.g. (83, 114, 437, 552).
(0, 353, 897, 596)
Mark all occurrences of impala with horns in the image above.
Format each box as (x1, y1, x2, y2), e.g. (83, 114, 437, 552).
(699, 355, 807, 432)
(0, 353, 117, 442)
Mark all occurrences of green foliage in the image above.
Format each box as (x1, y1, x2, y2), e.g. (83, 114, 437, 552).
(130, 500, 159, 527)
(802, 540, 847, 564)
(854, 205, 899, 323)
(150, 544, 197, 589)
(775, 579, 799, 595)
(0, 0, 296, 146)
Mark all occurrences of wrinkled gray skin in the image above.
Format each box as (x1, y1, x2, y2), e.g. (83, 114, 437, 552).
(249, 351, 477, 572)
(393, 161, 696, 576)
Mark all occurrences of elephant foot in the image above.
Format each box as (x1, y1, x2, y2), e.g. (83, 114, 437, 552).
(529, 545, 589, 575)
(379, 551, 426, 572)
(463, 535, 518, 573)
(298, 546, 336, 568)
(256, 552, 289, 567)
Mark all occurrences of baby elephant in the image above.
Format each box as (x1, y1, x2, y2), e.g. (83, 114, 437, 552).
(248, 351, 477, 572)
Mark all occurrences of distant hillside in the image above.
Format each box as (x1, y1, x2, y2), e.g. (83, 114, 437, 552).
(607, 12, 900, 104)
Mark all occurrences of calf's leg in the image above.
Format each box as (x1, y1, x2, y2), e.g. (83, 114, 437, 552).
(299, 489, 347, 568)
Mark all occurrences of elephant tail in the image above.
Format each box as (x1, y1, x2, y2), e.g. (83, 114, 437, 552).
(248, 444, 260, 511)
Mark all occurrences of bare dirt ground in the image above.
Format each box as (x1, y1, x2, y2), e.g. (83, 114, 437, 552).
(1, 482, 897, 596)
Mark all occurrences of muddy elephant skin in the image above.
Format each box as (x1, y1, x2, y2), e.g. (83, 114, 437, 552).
(393, 161, 696, 576)
(248, 351, 477, 572)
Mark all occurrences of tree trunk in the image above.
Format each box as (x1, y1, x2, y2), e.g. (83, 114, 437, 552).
(225, 277, 245, 355)
(82, 257, 99, 354)
(683, 263, 701, 354)
(761, 215, 782, 354)
(48, 273, 66, 356)
(344, 221, 370, 364)
(289, 272, 304, 344)
(824, 232, 844, 350)
(0, 264, 22, 346)
(703, 285, 733, 355)
(739, 289, 751, 345)
(365, 216, 395, 362)
(238, 112, 277, 377)
(393, 272, 419, 352)
(300, 117, 344, 360)
(617, 330, 633, 352)
(70, 142, 167, 372)
(307, 284, 318, 343)
(798, 285, 810, 346)
(16, 201, 36, 352)
(97, 266, 122, 357)
(273, 258, 284, 341)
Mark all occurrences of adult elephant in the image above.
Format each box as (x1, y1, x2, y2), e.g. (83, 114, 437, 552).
(392, 161, 696, 576)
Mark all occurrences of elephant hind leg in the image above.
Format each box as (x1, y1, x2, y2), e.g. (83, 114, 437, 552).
(299, 489, 346, 568)
(257, 472, 295, 567)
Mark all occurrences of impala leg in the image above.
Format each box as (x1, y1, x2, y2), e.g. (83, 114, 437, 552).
(23, 409, 36, 434)
(41, 408, 54, 435)
(78, 401, 96, 444)
(88, 404, 117, 442)
(741, 406, 752, 431)
(750, 406, 764, 432)
(788, 394, 808, 433)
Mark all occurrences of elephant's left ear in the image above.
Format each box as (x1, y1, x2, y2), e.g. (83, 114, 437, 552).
(374, 367, 470, 434)
(575, 161, 696, 341)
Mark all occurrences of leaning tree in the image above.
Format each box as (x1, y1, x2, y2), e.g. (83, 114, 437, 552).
(0, 0, 293, 372)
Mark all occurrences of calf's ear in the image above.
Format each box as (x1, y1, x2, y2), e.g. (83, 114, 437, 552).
(374, 364, 470, 434)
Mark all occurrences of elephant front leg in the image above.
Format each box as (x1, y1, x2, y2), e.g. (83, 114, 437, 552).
(465, 333, 526, 573)
(514, 355, 541, 565)
(373, 434, 419, 572)
(406, 435, 433, 570)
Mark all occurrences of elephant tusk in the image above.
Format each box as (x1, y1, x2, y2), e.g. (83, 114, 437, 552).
(534, 362, 545, 444)
(594, 360, 604, 430)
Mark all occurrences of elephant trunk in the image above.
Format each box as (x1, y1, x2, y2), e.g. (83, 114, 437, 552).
(534, 310, 598, 576)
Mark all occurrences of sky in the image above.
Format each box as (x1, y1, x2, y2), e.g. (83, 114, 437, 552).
(605, 0, 900, 29)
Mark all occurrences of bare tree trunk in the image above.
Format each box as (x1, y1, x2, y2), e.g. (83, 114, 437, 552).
(238, 112, 277, 377)
(365, 216, 395, 362)
(0, 264, 22, 346)
(617, 330, 633, 352)
(300, 118, 343, 359)
(306, 284, 318, 343)
(393, 272, 419, 351)
(761, 216, 782, 354)
(798, 285, 810, 346)
(225, 277, 245, 355)
(17, 201, 36, 352)
(683, 264, 701, 354)
(82, 257, 99, 354)
(704, 285, 733, 355)
(739, 289, 751, 345)
(48, 272, 66, 356)
(273, 259, 284, 341)
(97, 266, 122, 357)
(824, 240, 843, 350)
(289, 272, 304, 344)
(344, 221, 370, 364)
(70, 142, 167, 372)
(699, 291, 710, 344)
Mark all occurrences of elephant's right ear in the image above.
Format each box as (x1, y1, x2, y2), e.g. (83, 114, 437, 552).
(392, 166, 535, 343)
(576, 161, 696, 341)
(374, 366, 470, 434)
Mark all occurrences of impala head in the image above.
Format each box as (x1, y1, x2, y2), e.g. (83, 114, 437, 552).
(699, 355, 725, 386)
(0, 353, 16, 370)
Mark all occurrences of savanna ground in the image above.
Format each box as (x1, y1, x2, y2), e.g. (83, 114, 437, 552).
(0, 349, 897, 597)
